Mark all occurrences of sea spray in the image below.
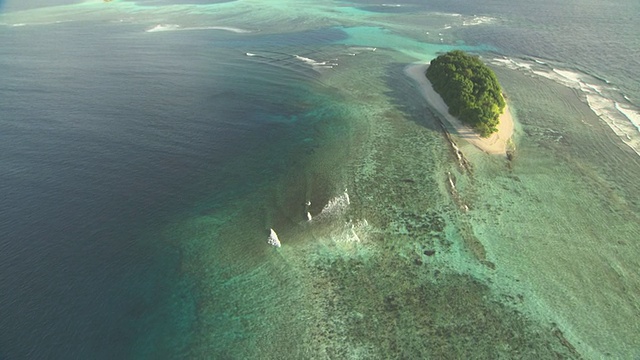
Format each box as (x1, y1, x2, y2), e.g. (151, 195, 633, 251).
(293, 55, 337, 71)
(308, 189, 370, 243)
(146, 24, 252, 33)
(314, 190, 351, 221)
(304, 201, 312, 222)
(267, 228, 281, 247)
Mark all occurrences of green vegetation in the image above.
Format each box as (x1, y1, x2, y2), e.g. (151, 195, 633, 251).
(426, 50, 505, 137)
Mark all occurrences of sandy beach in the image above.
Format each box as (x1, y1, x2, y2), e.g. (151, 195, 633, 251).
(405, 63, 514, 155)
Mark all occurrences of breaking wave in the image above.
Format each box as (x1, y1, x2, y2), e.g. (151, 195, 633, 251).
(146, 24, 252, 33)
(293, 55, 338, 71)
(310, 189, 370, 243)
(462, 16, 496, 26)
(492, 56, 640, 156)
(316, 189, 351, 220)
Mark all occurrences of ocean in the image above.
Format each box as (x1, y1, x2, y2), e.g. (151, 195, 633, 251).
(0, 0, 638, 358)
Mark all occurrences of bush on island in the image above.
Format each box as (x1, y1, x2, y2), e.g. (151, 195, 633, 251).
(426, 50, 505, 137)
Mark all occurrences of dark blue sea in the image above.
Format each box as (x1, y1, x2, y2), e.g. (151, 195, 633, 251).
(1, 0, 638, 358)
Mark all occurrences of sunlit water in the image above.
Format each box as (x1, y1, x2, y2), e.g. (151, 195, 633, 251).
(1, 0, 638, 358)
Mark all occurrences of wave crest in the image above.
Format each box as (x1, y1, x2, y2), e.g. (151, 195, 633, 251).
(294, 55, 337, 71)
(492, 56, 640, 156)
(146, 24, 251, 33)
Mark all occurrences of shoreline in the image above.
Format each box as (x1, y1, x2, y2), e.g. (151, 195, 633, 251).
(405, 63, 514, 155)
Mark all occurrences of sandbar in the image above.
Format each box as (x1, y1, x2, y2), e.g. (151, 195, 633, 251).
(405, 63, 514, 155)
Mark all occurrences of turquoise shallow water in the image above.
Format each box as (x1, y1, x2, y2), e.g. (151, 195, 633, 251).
(1, 0, 639, 358)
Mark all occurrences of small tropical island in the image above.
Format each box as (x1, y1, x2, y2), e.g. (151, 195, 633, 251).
(426, 50, 505, 137)
(405, 50, 514, 155)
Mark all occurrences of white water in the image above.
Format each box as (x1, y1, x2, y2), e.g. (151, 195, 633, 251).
(316, 189, 351, 221)
(267, 228, 281, 247)
(491, 56, 640, 155)
(146, 24, 252, 33)
(462, 16, 496, 26)
(294, 55, 337, 71)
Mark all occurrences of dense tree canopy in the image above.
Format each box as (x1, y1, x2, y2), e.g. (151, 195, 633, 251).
(426, 50, 505, 137)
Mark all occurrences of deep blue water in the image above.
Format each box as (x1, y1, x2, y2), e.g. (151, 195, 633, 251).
(0, 23, 207, 359)
(0, 22, 343, 358)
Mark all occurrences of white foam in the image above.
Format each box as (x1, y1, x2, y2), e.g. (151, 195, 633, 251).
(432, 12, 462, 17)
(447, 172, 456, 190)
(316, 190, 351, 220)
(462, 16, 495, 26)
(491, 58, 511, 66)
(246, 52, 256, 57)
(294, 55, 321, 65)
(146, 24, 181, 32)
(338, 218, 370, 243)
(584, 83, 604, 95)
(204, 26, 251, 34)
(146, 24, 251, 33)
(585, 95, 640, 147)
(491, 57, 532, 71)
(615, 103, 640, 132)
(309, 191, 371, 244)
(491, 56, 640, 156)
(349, 47, 377, 52)
(294, 55, 337, 71)
(553, 68, 583, 84)
(267, 228, 281, 247)
(348, 228, 361, 243)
